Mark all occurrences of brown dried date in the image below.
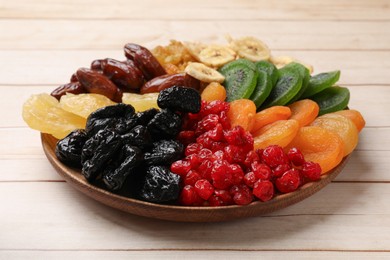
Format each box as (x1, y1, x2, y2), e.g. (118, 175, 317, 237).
(91, 59, 103, 70)
(70, 73, 78, 83)
(76, 68, 122, 102)
(51, 82, 87, 100)
(101, 58, 145, 91)
(140, 73, 200, 94)
(124, 43, 166, 80)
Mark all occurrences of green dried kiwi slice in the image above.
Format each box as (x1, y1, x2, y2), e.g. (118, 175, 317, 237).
(310, 86, 350, 116)
(249, 70, 273, 108)
(255, 60, 279, 86)
(279, 62, 310, 104)
(301, 70, 340, 98)
(261, 70, 302, 108)
(219, 60, 258, 102)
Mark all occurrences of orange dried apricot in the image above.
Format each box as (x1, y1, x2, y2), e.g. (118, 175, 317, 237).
(288, 99, 319, 127)
(227, 99, 256, 132)
(286, 126, 344, 174)
(334, 109, 366, 132)
(253, 119, 300, 150)
(311, 113, 359, 156)
(201, 82, 227, 102)
(251, 106, 291, 134)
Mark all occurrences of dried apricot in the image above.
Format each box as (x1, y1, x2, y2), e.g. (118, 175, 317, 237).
(251, 106, 291, 133)
(286, 126, 344, 174)
(22, 93, 86, 139)
(253, 119, 300, 150)
(288, 99, 319, 127)
(334, 109, 365, 132)
(201, 82, 227, 102)
(60, 93, 116, 118)
(311, 113, 358, 156)
(227, 99, 257, 132)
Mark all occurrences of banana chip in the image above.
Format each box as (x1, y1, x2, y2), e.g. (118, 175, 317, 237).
(229, 36, 271, 62)
(198, 45, 236, 68)
(184, 62, 225, 83)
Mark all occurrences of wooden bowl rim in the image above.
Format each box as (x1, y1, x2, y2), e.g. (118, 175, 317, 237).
(41, 133, 349, 222)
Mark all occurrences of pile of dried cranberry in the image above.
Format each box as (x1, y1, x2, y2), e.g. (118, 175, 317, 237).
(170, 100, 322, 206)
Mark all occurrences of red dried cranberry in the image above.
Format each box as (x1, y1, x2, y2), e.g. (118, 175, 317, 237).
(198, 148, 213, 160)
(196, 114, 219, 134)
(211, 150, 225, 161)
(287, 147, 305, 166)
(251, 161, 271, 180)
(228, 163, 245, 185)
(214, 189, 233, 205)
(244, 171, 257, 188)
(198, 159, 213, 180)
(184, 170, 201, 186)
(218, 111, 231, 129)
(202, 100, 230, 116)
(196, 135, 214, 149)
(262, 145, 289, 168)
(211, 160, 232, 189)
(229, 184, 253, 205)
(185, 143, 203, 156)
(210, 141, 227, 152)
(244, 150, 260, 170)
(253, 180, 274, 202)
(302, 161, 322, 181)
(204, 123, 224, 141)
(272, 163, 291, 178)
(194, 179, 214, 200)
(208, 195, 224, 206)
(223, 145, 246, 164)
(170, 160, 191, 177)
(179, 185, 202, 206)
(275, 168, 301, 193)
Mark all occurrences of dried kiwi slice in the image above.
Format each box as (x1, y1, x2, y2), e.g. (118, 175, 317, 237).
(310, 86, 350, 116)
(261, 70, 302, 108)
(279, 62, 310, 103)
(249, 70, 273, 108)
(301, 70, 340, 98)
(255, 60, 279, 86)
(219, 60, 258, 102)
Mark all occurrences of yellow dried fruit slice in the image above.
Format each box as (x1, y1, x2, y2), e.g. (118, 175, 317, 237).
(22, 93, 86, 139)
(60, 93, 116, 118)
(122, 92, 160, 112)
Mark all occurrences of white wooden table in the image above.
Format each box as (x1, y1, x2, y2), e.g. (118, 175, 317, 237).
(1, 0, 390, 258)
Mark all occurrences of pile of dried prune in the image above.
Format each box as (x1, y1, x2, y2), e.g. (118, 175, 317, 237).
(55, 86, 201, 204)
(50, 43, 200, 102)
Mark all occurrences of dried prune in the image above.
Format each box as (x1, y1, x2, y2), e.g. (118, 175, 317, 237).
(121, 125, 152, 150)
(157, 86, 201, 113)
(81, 129, 122, 181)
(76, 68, 122, 102)
(147, 109, 182, 140)
(138, 165, 181, 203)
(102, 58, 145, 91)
(124, 43, 166, 80)
(134, 108, 159, 126)
(55, 129, 88, 167)
(86, 103, 135, 135)
(140, 73, 200, 94)
(103, 144, 143, 191)
(51, 82, 87, 100)
(144, 139, 183, 165)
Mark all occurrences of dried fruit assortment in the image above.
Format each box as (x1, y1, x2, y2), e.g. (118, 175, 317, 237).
(23, 36, 366, 207)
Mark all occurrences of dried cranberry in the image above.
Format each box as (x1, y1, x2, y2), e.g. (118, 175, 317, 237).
(272, 163, 291, 178)
(196, 114, 220, 134)
(244, 150, 260, 170)
(194, 179, 214, 200)
(198, 159, 213, 180)
(214, 189, 233, 205)
(228, 163, 245, 185)
(302, 161, 322, 181)
(262, 145, 289, 168)
(251, 162, 272, 180)
(229, 184, 253, 205)
(203, 124, 224, 141)
(223, 145, 246, 164)
(178, 130, 196, 146)
(170, 160, 191, 177)
(211, 160, 232, 189)
(287, 147, 305, 166)
(275, 168, 301, 193)
(244, 172, 257, 188)
(180, 185, 203, 206)
(184, 170, 202, 186)
(253, 180, 274, 202)
(201, 100, 230, 116)
(185, 143, 203, 156)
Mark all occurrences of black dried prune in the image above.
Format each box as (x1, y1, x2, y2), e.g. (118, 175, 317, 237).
(157, 86, 201, 113)
(144, 139, 183, 166)
(55, 129, 88, 167)
(147, 109, 182, 140)
(138, 165, 180, 203)
(121, 125, 152, 150)
(86, 103, 135, 135)
(135, 108, 159, 126)
(103, 144, 143, 191)
(81, 129, 122, 181)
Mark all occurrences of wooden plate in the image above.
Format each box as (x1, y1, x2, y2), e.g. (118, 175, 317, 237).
(41, 133, 349, 222)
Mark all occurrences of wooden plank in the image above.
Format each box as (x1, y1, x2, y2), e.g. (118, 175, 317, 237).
(1, 182, 390, 250)
(5, 84, 389, 128)
(0, 150, 388, 183)
(2, 0, 390, 21)
(1, 20, 390, 50)
(2, 50, 390, 85)
(1, 250, 390, 259)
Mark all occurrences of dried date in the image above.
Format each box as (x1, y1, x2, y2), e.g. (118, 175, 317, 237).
(51, 82, 87, 100)
(140, 73, 200, 94)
